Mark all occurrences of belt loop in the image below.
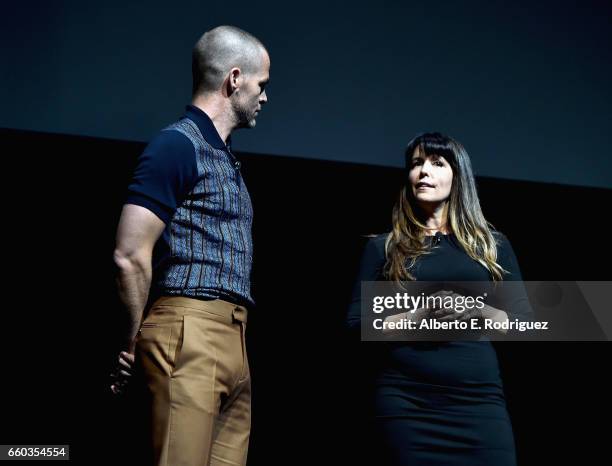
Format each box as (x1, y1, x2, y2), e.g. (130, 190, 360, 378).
(232, 306, 247, 323)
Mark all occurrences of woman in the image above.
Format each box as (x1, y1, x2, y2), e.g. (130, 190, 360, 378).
(347, 132, 532, 465)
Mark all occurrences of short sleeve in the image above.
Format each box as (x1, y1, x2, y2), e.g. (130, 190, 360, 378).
(346, 235, 388, 334)
(126, 129, 199, 224)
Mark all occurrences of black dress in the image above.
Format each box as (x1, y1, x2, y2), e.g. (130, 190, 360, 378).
(347, 231, 533, 466)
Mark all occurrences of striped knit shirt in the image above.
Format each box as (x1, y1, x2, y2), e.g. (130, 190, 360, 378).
(126, 105, 254, 307)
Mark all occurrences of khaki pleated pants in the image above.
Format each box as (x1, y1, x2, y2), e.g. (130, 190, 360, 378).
(134, 296, 250, 466)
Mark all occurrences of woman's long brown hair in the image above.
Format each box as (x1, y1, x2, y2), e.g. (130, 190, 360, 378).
(384, 132, 507, 282)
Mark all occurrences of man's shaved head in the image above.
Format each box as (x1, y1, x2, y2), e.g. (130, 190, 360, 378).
(192, 25, 268, 95)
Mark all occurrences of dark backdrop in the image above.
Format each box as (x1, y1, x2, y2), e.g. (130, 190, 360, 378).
(2, 0, 612, 188)
(1, 128, 610, 465)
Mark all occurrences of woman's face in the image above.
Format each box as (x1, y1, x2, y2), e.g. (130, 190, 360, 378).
(408, 148, 453, 205)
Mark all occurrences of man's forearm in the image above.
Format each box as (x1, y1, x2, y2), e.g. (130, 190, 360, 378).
(115, 257, 152, 350)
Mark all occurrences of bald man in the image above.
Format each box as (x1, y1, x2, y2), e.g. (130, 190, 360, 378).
(111, 25, 270, 465)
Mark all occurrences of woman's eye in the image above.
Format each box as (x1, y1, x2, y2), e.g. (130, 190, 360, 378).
(435, 161, 444, 167)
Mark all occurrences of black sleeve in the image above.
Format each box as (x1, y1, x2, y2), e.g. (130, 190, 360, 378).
(126, 129, 199, 224)
(494, 232, 535, 327)
(346, 235, 388, 335)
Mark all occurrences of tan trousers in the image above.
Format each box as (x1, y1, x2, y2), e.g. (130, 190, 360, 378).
(135, 296, 250, 466)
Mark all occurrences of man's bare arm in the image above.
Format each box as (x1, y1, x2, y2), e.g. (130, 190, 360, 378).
(113, 204, 166, 351)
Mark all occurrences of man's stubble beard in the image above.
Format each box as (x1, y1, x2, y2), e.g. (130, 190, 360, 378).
(232, 100, 257, 129)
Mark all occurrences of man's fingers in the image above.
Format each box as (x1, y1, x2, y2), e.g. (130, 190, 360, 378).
(120, 351, 135, 363)
(119, 352, 134, 365)
(110, 384, 122, 395)
(118, 357, 132, 370)
(110, 351, 135, 396)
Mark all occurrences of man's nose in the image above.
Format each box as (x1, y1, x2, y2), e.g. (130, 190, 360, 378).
(260, 91, 268, 104)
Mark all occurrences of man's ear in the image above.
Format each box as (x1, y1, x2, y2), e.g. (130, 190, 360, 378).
(229, 67, 242, 92)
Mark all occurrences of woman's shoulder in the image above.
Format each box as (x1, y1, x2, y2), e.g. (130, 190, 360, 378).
(491, 230, 513, 251)
(360, 233, 389, 260)
(364, 233, 389, 249)
(365, 232, 389, 244)
(490, 230, 522, 276)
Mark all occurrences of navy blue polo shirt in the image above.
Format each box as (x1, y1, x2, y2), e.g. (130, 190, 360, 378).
(126, 105, 254, 307)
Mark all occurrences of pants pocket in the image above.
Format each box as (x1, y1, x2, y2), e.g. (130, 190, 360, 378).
(137, 317, 184, 376)
(171, 314, 201, 378)
(238, 321, 249, 382)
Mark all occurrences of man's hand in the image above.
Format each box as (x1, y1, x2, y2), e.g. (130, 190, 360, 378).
(110, 350, 135, 395)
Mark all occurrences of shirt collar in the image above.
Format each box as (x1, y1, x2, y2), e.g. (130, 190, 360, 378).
(184, 105, 231, 151)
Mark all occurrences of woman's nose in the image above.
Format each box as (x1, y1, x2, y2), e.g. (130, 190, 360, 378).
(420, 161, 433, 176)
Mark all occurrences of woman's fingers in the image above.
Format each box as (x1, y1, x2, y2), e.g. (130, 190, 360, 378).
(433, 307, 455, 317)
